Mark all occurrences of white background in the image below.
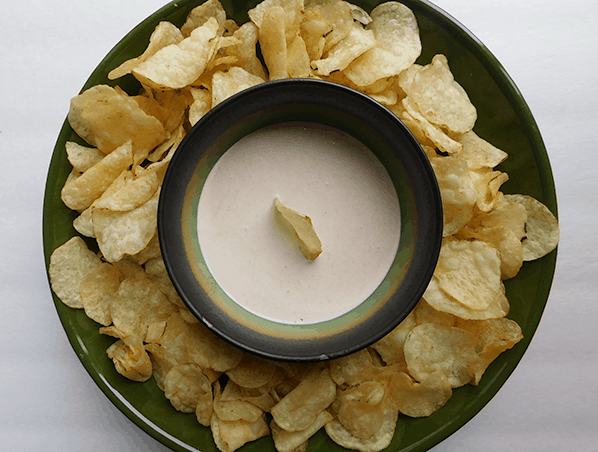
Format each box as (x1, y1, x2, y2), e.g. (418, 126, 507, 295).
(1, 0, 596, 451)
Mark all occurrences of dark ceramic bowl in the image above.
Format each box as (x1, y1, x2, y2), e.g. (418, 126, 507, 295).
(158, 78, 443, 362)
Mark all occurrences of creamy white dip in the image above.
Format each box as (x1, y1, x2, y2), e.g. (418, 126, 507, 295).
(197, 122, 401, 324)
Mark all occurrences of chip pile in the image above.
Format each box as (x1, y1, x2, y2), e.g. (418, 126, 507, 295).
(49, 1, 560, 451)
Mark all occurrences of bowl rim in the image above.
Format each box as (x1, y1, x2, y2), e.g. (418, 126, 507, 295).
(158, 77, 444, 362)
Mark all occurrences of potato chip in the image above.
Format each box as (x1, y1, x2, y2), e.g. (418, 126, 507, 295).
(343, 1, 421, 87)
(389, 371, 452, 417)
(79, 262, 122, 325)
(93, 170, 159, 212)
(423, 276, 509, 320)
(410, 54, 477, 134)
(456, 225, 524, 280)
(105, 334, 153, 382)
(434, 238, 502, 311)
(400, 97, 462, 155)
(225, 22, 268, 79)
(211, 66, 265, 107)
(348, 3, 372, 26)
(214, 381, 264, 422)
(108, 272, 176, 339)
(428, 154, 477, 236)
(185, 322, 244, 372)
(505, 194, 559, 260)
(271, 363, 336, 432)
(311, 22, 376, 77)
(65, 141, 104, 173)
(226, 354, 278, 389)
(330, 348, 376, 386)
(470, 168, 509, 213)
(455, 317, 523, 384)
(300, 7, 329, 61)
(132, 18, 220, 89)
(271, 410, 332, 452)
(413, 298, 456, 327)
(305, 0, 353, 53)
(369, 311, 416, 366)
(109, 21, 184, 80)
(336, 379, 389, 439)
(164, 363, 212, 413)
(112, 255, 145, 278)
(49, 236, 102, 309)
(457, 130, 509, 170)
(404, 323, 478, 388)
(273, 198, 322, 260)
(258, 6, 288, 80)
(93, 188, 160, 263)
(68, 85, 166, 156)
(211, 412, 270, 452)
(181, 0, 227, 37)
(61, 141, 133, 211)
(287, 35, 312, 78)
(144, 257, 186, 308)
(325, 405, 398, 452)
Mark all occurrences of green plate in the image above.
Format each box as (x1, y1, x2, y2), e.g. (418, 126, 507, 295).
(42, 0, 558, 451)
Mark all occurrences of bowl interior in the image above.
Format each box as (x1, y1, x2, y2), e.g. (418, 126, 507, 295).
(159, 78, 443, 362)
(43, 0, 558, 451)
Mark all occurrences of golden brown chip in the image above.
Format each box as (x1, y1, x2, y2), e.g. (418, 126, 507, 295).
(455, 317, 523, 384)
(258, 6, 288, 80)
(211, 412, 270, 452)
(369, 311, 416, 366)
(271, 410, 332, 452)
(434, 238, 502, 311)
(343, 1, 421, 86)
(413, 298, 456, 327)
(49, 236, 103, 309)
(389, 371, 452, 417)
(164, 363, 212, 413)
(505, 194, 559, 260)
(109, 21, 184, 80)
(61, 141, 133, 211)
(325, 405, 398, 452)
(410, 54, 477, 134)
(311, 22, 376, 76)
(336, 379, 389, 439)
(132, 18, 220, 89)
(225, 21, 268, 79)
(105, 334, 153, 382)
(185, 322, 244, 372)
(65, 141, 104, 173)
(93, 170, 159, 212)
(330, 348, 376, 386)
(211, 66, 265, 107)
(456, 130, 509, 170)
(404, 323, 478, 388)
(271, 363, 336, 432)
(80, 262, 122, 325)
(305, 0, 353, 53)
(181, 0, 228, 37)
(93, 188, 160, 263)
(423, 276, 510, 320)
(108, 272, 176, 339)
(68, 85, 166, 156)
(225, 354, 278, 389)
(213, 381, 264, 422)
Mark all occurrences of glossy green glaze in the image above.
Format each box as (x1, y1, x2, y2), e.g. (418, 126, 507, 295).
(43, 0, 557, 451)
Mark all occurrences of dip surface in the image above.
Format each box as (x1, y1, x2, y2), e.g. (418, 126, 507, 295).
(197, 122, 401, 324)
